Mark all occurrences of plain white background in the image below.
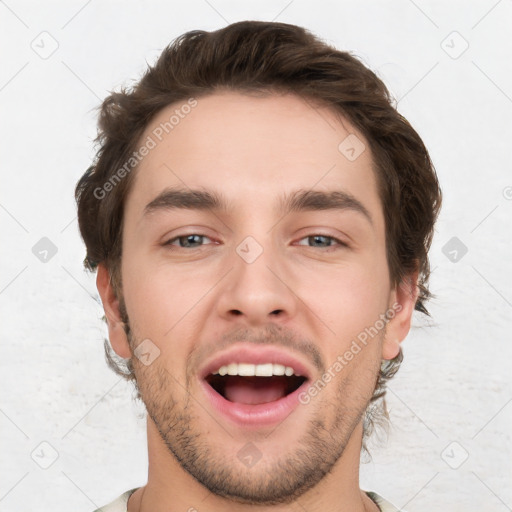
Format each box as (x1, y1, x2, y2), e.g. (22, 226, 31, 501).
(1, 1, 511, 511)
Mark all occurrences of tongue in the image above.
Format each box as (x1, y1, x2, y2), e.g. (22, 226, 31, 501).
(223, 376, 288, 405)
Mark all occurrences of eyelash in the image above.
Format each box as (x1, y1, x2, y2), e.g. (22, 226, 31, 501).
(163, 234, 348, 250)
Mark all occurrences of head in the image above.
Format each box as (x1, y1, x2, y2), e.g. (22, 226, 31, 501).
(76, 21, 441, 504)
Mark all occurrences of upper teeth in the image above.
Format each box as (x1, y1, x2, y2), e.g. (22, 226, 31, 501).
(212, 363, 300, 377)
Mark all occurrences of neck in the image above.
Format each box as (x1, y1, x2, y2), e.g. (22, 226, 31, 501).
(127, 418, 379, 512)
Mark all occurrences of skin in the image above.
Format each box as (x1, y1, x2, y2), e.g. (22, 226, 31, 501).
(96, 91, 418, 512)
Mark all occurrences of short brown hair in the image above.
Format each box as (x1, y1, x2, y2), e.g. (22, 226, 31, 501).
(75, 20, 441, 447)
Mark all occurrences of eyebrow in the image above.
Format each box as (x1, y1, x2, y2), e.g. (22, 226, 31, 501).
(279, 189, 373, 225)
(143, 187, 372, 225)
(144, 188, 225, 215)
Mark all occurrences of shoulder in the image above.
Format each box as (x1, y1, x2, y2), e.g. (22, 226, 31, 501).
(366, 491, 405, 512)
(91, 488, 139, 512)
(93, 488, 400, 512)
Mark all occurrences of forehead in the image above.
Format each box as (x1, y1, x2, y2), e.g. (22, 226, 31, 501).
(126, 91, 382, 226)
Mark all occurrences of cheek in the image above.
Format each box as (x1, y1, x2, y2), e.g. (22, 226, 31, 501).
(121, 257, 216, 368)
(296, 257, 391, 373)
(122, 250, 199, 326)
(301, 256, 390, 325)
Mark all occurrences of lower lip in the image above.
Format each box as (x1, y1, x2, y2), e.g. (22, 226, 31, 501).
(200, 378, 309, 428)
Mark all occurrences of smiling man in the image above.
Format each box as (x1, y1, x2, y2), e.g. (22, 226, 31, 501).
(75, 21, 441, 512)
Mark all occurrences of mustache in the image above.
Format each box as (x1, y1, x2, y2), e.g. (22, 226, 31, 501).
(188, 323, 325, 375)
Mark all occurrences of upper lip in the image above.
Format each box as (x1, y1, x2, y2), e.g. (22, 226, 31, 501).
(199, 345, 313, 380)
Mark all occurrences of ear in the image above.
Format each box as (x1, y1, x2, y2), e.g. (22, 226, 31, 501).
(96, 263, 132, 359)
(382, 271, 419, 360)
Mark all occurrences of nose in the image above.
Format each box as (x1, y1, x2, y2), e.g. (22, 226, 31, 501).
(216, 237, 298, 327)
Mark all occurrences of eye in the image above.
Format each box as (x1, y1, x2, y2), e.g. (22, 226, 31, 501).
(162, 233, 346, 250)
(295, 234, 347, 249)
(164, 234, 215, 248)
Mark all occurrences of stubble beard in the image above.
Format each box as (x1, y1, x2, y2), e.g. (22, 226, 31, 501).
(128, 329, 377, 505)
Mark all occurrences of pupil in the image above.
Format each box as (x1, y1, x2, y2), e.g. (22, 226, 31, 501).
(311, 235, 329, 247)
(182, 235, 202, 247)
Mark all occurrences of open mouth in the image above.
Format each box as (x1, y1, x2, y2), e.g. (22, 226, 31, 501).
(205, 363, 307, 405)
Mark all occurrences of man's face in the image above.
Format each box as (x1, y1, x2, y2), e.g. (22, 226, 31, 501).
(110, 92, 406, 504)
